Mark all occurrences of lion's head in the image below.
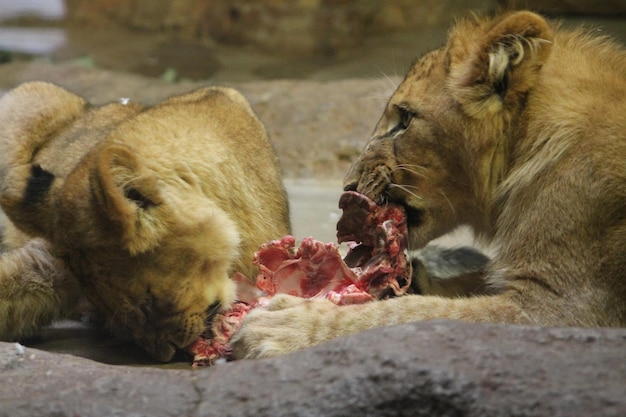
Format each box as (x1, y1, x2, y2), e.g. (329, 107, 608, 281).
(51, 142, 240, 361)
(344, 11, 554, 249)
(0, 82, 289, 361)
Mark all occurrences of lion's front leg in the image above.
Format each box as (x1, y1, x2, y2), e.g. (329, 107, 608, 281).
(0, 238, 81, 340)
(231, 292, 531, 359)
(231, 294, 360, 359)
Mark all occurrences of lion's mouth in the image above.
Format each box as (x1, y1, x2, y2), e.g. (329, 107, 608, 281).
(197, 301, 222, 341)
(387, 199, 426, 250)
(404, 205, 424, 229)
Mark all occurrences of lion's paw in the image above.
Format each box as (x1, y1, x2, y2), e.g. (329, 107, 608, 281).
(231, 294, 337, 359)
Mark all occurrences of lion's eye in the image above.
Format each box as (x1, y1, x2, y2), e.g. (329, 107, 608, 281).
(386, 105, 417, 137)
(398, 107, 414, 130)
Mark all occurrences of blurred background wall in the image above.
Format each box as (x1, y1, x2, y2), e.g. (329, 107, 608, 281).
(0, 0, 624, 81)
(62, 0, 626, 53)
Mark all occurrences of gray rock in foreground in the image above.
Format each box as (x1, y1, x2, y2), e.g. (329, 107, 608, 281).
(2, 320, 625, 417)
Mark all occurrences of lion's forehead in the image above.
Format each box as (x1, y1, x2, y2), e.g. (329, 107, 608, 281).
(393, 76, 445, 108)
(395, 55, 448, 103)
(406, 49, 445, 80)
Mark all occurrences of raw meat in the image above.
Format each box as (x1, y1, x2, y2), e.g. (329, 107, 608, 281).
(187, 301, 252, 367)
(254, 235, 372, 304)
(337, 190, 412, 299)
(187, 191, 411, 366)
(252, 191, 412, 304)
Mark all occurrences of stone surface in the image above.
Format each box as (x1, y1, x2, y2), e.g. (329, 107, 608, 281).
(1, 321, 625, 416)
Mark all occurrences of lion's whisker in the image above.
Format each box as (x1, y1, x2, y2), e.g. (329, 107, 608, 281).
(440, 190, 457, 220)
(393, 165, 429, 179)
(395, 163, 427, 171)
(361, 178, 375, 195)
(388, 183, 424, 201)
(393, 183, 420, 190)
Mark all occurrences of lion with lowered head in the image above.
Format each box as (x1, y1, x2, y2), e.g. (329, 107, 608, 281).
(231, 10, 626, 359)
(0, 83, 290, 361)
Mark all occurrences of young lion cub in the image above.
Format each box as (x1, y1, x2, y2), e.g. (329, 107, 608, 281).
(231, 10, 626, 359)
(0, 83, 290, 361)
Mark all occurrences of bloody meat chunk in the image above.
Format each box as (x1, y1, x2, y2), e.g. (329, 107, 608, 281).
(187, 301, 252, 367)
(252, 191, 412, 303)
(186, 191, 411, 366)
(337, 190, 412, 298)
(254, 235, 372, 304)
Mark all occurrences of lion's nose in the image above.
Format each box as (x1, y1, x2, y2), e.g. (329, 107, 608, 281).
(343, 179, 358, 192)
(343, 163, 361, 191)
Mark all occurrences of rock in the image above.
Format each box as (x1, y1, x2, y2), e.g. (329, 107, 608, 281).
(1, 321, 625, 416)
(0, 341, 199, 416)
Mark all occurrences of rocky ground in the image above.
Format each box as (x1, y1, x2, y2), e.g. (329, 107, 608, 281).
(1, 11, 625, 416)
(2, 321, 625, 417)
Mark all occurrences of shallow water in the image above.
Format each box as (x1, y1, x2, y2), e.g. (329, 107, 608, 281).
(0, 27, 65, 55)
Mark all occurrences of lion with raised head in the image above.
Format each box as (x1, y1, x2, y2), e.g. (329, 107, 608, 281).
(231, 10, 626, 359)
(0, 83, 290, 361)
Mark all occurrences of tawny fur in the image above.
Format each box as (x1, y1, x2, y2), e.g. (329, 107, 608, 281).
(231, 11, 626, 359)
(0, 83, 290, 361)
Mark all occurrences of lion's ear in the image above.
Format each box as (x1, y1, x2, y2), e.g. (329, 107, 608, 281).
(449, 11, 554, 118)
(0, 82, 86, 167)
(0, 83, 85, 237)
(92, 144, 166, 254)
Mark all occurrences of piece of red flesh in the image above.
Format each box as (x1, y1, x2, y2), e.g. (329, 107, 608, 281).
(187, 191, 411, 366)
(337, 191, 412, 298)
(187, 301, 252, 367)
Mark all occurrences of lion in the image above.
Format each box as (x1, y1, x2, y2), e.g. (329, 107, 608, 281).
(231, 10, 626, 359)
(0, 82, 290, 361)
